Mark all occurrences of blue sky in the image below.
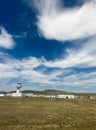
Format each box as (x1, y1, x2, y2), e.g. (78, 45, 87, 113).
(0, 0, 96, 93)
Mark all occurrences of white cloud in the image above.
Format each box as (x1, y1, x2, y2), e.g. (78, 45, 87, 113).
(20, 57, 41, 69)
(33, 0, 96, 41)
(61, 71, 96, 88)
(1, 33, 96, 92)
(0, 27, 15, 49)
(42, 37, 96, 69)
(0, 53, 71, 90)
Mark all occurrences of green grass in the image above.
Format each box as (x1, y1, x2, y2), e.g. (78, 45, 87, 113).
(0, 97, 96, 130)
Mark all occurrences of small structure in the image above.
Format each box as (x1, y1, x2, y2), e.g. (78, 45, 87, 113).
(12, 82, 22, 97)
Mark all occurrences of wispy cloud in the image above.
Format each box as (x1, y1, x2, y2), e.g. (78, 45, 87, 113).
(43, 37, 96, 69)
(0, 27, 15, 49)
(33, 0, 96, 41)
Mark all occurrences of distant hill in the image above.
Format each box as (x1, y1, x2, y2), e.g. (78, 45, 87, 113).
(21, 89, 74, 95)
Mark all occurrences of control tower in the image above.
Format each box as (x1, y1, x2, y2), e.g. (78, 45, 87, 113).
(12, 82, 22, 97)
(16, 82, 22, 94)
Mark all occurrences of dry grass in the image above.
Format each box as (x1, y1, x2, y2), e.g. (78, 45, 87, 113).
(0, 97, 96, 130)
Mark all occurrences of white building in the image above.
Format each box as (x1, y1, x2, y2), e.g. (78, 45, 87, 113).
(0, 94, 4, 97)
(12, 92, 22, 97)
(58, 95, 75, 99)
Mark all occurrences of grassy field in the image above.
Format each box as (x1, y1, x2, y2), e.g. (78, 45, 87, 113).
(0, 98, 96, 130)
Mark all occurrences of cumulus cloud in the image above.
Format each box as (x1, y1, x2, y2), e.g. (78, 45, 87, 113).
(0, 27, 15, 49)
(33, 0, 96, 41)
(0, 54, 64, 90)
(0, 56, 20, 79)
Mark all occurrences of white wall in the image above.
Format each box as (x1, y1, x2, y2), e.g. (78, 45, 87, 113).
(12, 92, 22, 97)
(58, 95, 75, 99)
(24, 93, 34, 97)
